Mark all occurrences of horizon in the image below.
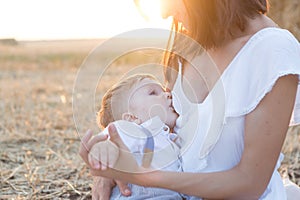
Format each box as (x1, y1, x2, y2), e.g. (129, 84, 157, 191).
(0, 34, 170, 43)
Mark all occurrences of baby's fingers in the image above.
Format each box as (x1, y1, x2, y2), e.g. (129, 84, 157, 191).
(100, 142, 108, 170)
(88, 151, 100, 169)
(107, 140, 119, 168)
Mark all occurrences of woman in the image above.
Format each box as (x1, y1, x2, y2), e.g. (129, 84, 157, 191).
(80, 0, 300, 199)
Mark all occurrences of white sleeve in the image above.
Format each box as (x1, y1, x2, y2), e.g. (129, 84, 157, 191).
(111, 121, 148, 165)
(224, 29, 300, 118)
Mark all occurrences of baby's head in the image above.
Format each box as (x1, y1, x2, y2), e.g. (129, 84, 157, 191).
(98, 74, 178, 129)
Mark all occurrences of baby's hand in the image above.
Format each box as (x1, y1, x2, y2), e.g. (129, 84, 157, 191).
(88, 138, 119, 170)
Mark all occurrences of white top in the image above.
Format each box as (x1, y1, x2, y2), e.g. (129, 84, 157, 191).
(103, 116, 182, 172)
(172, 27, 300, 200)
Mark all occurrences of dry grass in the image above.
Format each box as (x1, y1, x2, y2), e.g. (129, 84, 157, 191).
(0, 39, 164, 199)
(268, 0, 300, 40)
(0, 40, 95, 199)
(1, 5, 300, 197)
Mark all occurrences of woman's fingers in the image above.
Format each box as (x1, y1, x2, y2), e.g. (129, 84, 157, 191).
(88, 133, 109, 151)
(79, 129, 108, 165)
(88, 152, 98, 169)
(86, 133, 120, 170)
(99, 140, 120, 170)
(107, 124, 140, 173)
(108, 124, 126, 148)
(107, 140, 119, 168)
(79, 130, 93, 164)
(100, 142, 108, 170)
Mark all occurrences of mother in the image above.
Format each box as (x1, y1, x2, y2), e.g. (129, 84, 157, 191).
(80, 0, 300, 199)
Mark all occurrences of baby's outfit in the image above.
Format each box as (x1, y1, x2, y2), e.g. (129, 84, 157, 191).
(104, 116, 183, 200)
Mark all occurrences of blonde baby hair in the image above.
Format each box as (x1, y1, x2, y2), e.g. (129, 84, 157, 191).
(98, 74, 160, 129)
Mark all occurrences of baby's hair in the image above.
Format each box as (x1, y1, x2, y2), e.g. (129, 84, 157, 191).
(98, 74, 160, 129)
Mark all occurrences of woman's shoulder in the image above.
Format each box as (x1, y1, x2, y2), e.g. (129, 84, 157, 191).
(223, 27, 300, 118)
(250, 27, 299, 50)
(252, 27, 300, 66)
(232, 27, 300, 68)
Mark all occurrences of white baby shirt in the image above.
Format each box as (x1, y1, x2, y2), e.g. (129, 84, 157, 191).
(104, 116, 182, 172)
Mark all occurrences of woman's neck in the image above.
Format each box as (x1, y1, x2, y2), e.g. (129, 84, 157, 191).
(228, 15, 277, 43)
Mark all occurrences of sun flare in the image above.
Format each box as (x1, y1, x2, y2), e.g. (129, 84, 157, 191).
(0, 0, 171, 40)
(137, 0, 162, 21)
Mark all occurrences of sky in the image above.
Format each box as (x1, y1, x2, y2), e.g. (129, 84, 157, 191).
(0, 0, 171, 40)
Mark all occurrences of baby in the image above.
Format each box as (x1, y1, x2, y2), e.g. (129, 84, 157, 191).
(90, 74, 184, 199)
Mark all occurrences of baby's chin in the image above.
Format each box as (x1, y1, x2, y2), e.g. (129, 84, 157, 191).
(165, 117, 178, 130)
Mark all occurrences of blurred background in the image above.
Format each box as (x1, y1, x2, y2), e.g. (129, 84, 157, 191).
(0, 0, 299, 199)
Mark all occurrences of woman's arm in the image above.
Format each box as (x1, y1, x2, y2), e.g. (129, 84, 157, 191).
(149, 75, 298, 199)
(89, 75, 298, 199)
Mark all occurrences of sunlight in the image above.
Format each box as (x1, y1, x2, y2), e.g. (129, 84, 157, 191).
(0, 0, 171, 40)
(136, 0, 162, 21)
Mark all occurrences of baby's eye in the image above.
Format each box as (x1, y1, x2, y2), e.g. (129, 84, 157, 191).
(149, 90, 156, 95)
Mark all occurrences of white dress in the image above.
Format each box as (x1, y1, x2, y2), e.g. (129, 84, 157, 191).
(172, 27, 300, 200)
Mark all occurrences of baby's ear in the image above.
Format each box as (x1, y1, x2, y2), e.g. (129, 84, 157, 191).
(122, 113, 142, 124)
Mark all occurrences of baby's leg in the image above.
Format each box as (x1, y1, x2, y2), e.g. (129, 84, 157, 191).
(284, 178, 300, 200)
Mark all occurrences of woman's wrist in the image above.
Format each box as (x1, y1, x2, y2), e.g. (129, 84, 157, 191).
(132, 170, 161, 187)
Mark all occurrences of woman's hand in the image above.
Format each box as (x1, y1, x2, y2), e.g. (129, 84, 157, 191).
(79, 124, 148, 185)
(79, 124, 139, 172)
(81, 124, 153, 188)
(79, 127, 133, 199)
(89, 138, 119, 170)
(79, 129, 108, 167)
(88, 124, 144, 174)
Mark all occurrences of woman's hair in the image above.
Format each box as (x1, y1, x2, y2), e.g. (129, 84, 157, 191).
(98, 74, 158, 129)
(163, 0, 268, 85)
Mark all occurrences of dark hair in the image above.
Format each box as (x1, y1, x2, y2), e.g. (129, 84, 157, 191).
(163, 0, 268, 85)
(184, 0, 268, 49)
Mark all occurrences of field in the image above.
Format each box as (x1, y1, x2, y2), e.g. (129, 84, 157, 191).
(0, 37, 299, 199)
